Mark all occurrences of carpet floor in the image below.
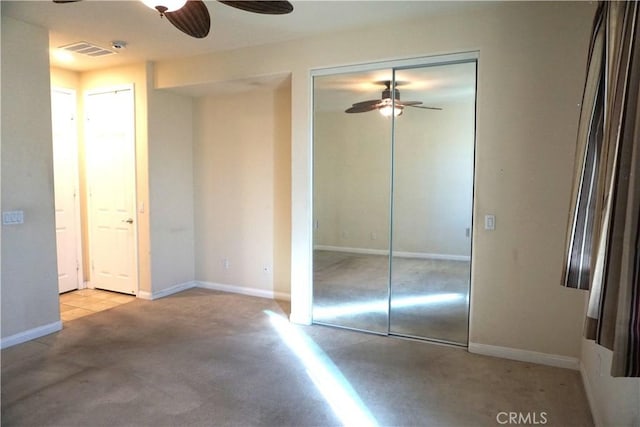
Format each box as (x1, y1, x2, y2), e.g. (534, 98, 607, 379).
(1, 288, 592, 426)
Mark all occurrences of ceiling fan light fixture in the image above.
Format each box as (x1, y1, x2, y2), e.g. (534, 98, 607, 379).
(142, 0, 187, 14)
(379, 104, 403, 117)
(345, 80, 439, 116)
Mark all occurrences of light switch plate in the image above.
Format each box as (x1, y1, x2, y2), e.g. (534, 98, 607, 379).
(484, 214, 495, 230)
(3, 210, 24, 225)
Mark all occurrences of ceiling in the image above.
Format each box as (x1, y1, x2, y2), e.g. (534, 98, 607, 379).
(2, 1, 484, 72)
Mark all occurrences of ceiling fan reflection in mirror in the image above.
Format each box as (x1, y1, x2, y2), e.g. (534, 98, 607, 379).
(52, 0, 294, 39)
(345, 81, 442, 117)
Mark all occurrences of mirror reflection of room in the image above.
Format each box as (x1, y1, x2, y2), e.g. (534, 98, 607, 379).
(312, 61, 476, 345)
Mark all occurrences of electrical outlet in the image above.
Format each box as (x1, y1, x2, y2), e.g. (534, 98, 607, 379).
(370, 232, 377, 240)
(223, 258, 230, 270)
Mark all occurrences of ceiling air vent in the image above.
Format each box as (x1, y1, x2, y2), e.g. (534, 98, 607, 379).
(59, 41, 116, 57)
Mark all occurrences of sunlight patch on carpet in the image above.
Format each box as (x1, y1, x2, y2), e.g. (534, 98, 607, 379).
(265, 310, 378, 427)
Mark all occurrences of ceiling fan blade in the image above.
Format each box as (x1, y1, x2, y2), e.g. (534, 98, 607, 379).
(396, 100, 422, 107)
(218, 1, 293, 14)
(347, 81, 442, 113)
(164, 0, 211, 38)
(345, 103, 382, 113)
(53, 0, 81, 3)
(409, 105, 443, 110)
(350, 99, 383, 108)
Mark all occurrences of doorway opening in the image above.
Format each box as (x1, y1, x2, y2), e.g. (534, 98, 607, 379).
(51, 85, 139, 300)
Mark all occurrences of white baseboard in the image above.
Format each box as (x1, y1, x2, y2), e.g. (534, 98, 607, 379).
(468, 342, 580, 370)
(1, 320, 63, 349)
(136, 280, 291, 302)
(579, 362, 603, 427)
(136, 291, 153, 300)
(196, 281, 291, 301)
(137, 281, 197, 300)
(314, 245, 470, 262)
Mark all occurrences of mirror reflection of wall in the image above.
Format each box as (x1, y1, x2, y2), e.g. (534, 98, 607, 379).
(393, 70, 474, 258)
(312, 59, 476, 345)
(314, 89, 392, 252)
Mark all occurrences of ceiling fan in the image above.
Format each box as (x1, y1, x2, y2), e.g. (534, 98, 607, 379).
(345, 81, 442, 117)
(53, 0, 294, 39)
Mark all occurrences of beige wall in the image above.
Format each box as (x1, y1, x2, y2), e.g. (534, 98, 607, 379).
(147, 72, 195, 293)
(1, 16, 60, 338)
(273, 82, 292, 296)
(155, 1, 595, 358)
(193, 81, 291, 298)
(51, 67, 80, 89)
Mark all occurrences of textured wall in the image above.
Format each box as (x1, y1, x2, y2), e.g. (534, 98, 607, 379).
(1, 16, 60, 339)
(193, 82, 292, 298)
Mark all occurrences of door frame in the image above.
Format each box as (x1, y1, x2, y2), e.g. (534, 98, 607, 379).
(309, 51, 479, 344)
(84, 84, 139, 295)
(52, 87, 84, 293)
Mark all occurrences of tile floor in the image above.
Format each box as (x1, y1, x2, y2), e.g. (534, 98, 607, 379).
(59, 288, 135, 322)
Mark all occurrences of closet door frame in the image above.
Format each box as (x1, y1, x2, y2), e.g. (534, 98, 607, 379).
(310, 51, 479, 340)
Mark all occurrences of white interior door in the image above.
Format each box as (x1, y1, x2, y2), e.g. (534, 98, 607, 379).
(52, 88, 82, 294)
(85, 86, 137, 295)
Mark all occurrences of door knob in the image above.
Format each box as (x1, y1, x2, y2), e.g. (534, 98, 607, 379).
(122, 218, 134, 224)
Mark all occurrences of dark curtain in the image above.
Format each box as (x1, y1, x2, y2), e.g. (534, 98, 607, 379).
(563, 1, 640, 377)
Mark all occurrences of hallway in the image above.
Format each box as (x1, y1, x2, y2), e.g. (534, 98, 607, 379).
(59, 288, 135, 322)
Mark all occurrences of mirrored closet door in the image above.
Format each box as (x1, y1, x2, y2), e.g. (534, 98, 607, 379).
(312, 58, 476, 346)
(312, 69, 393, 334)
